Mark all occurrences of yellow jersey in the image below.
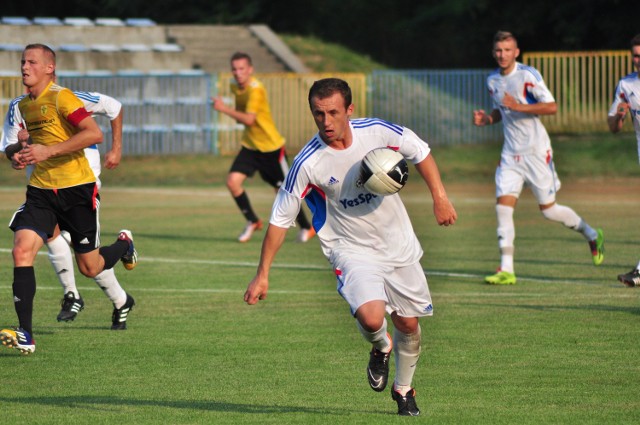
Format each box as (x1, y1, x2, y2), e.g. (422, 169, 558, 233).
(19, 81, 96, 189)
(231, 77, 285, 152)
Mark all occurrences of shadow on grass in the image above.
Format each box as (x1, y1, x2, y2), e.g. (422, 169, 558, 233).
(462, 302, 640, 315)
(0, 395, 389, 416)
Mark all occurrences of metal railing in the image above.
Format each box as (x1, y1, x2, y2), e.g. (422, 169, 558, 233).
(523, 50, 633, 132)
(1, 51, 634, 156)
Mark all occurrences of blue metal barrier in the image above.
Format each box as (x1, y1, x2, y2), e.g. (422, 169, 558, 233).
(369, 70, 503, 145)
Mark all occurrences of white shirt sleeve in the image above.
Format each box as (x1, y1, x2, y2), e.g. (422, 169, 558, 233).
(270, 189, 303, 228)
(0, 98, 23, 153)
(397, 127, 431, 164)
(607, 81, 625, 117)
(77, 91, 122, 120)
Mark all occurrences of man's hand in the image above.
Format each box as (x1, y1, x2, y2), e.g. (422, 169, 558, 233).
(473, 109, 491, 126)
(20, 143, 51, 165)
(502, 92, 518, 110)
(244, 275, 269, 305)
(433, 197, 457, 226)
(104, 149, 122, 169)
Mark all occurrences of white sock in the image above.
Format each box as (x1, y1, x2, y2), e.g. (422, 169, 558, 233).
(496, 204, 515, 273)
(356, 318, 392, 353)
(94, 268, 127, 308)
(541, 204, 597, 241)
(47, 235, 78, 298)
(393, 325, 421, 393)
(636, 260, 640, 271)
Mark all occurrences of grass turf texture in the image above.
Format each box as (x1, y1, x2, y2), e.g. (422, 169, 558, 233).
(0, 133, 639, 423)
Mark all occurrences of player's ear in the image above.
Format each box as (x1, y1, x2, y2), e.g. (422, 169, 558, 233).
(347, 103, 355, 116)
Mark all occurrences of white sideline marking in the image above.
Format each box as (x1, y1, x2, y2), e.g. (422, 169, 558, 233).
(0, 248, 620, 290)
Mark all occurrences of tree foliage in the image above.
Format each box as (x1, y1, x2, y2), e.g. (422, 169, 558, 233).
(3, 0, 635, 68)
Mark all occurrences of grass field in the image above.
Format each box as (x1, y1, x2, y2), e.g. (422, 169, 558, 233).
(0, 136, 639, 424)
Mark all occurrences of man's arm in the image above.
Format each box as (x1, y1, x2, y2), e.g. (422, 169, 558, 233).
(502, 92, 557, 115)
(104, 107, 123, 169)
(244, 224, 288, 305)
(212, 97, 257, 127)
(414, 153, 457, 226)
(473, 108, 502, 126)
(608, 103, 628, 133)
(20, 116, 103, 164)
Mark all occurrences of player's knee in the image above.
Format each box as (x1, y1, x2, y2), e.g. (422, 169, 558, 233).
(12, 245, 36, 266)
(391, 314, 419, 334)
(77, 262, 101, 278)
(357, 316, 385, 333)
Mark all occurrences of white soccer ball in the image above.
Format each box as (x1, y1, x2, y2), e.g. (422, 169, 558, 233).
(359, 147, 409, 195)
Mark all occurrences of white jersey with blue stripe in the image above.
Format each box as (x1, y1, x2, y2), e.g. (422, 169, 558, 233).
(270, 118, 431, 266)
(487, 62, 555, 155)
(608, 72, 640, 163)
(0, 91, 122, 181)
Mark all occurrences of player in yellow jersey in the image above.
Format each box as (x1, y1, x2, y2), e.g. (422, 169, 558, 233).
(0, 44, 138, 355)
(212, 52, 314, 243)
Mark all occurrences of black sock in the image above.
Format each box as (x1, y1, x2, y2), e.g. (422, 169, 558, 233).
(296, 210, 311, 230)
(13, 267, 36, 335)
(99, 239, 129, 269)
(234, 192, 259, 222)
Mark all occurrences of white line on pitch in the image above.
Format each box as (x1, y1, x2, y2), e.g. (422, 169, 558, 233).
(0, 247, 617, 288)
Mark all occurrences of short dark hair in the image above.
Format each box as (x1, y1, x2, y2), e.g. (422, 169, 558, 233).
(493, 30, 517, 47)
(308, 78, 352, 109)
(230, 51, 252, 65)
(24, 43, 56, 63)
(631, 34, 640, 50)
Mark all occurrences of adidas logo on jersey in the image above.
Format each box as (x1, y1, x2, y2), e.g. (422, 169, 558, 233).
(328, 176, 339, 185)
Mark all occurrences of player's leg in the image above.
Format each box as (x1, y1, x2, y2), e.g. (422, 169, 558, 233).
(228, 148, 262, 242)
(529, 153, 603, 265)
(2, 190, 57, 354)
(384, 262, 431, 416)
(486, 156, 521, 285)
(356, 301, 393, 393)
(335, 258, 392, 392)
(93, 268, 136, 330)
(47, 228, 86, 322)
(62, 184, 134, 277)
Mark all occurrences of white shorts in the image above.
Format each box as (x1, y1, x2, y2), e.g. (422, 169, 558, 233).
(333, 254, 433, 318)
(495, 150, 561, 205)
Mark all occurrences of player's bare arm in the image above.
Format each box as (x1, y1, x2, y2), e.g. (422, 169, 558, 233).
(608, 102, 629, 133)
(212, 96, 257, 126)
(415, 154, 457, 226)
(244, 224, 288, 305)
(502, 93, 557, 115)
(473, 108, 502, 126)
(21, 116, 103, 164)
(104, 108, 123, 169)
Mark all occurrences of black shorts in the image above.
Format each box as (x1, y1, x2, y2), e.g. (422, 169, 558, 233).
(230, 146, 290, 188)
(9, 183, 101, 254)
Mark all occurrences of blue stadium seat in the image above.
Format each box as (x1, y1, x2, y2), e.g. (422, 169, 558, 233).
(90, 44, 120, 52)
(152, 43, 182, 53)
(1, 16, 32, 25)
(125, 18, 156, 27)
(121, 44, 151, 52)
(95, 17, 125, 26)
(59, 44, 89, 52)
(63, 17, 95, 26)
(85, 69, 114, 77)
(0, 43, 24, 51)
(33, 17, 63, 26)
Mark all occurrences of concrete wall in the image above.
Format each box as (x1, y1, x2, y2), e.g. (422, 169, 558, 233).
(0, 24, 302, 74)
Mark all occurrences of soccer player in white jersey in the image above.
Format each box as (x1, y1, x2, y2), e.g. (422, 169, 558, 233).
(1, 91, 135, 329)
(244, 78, 457, 416)
(608, 33, 640, 287)
(472, 30, 604, 285)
